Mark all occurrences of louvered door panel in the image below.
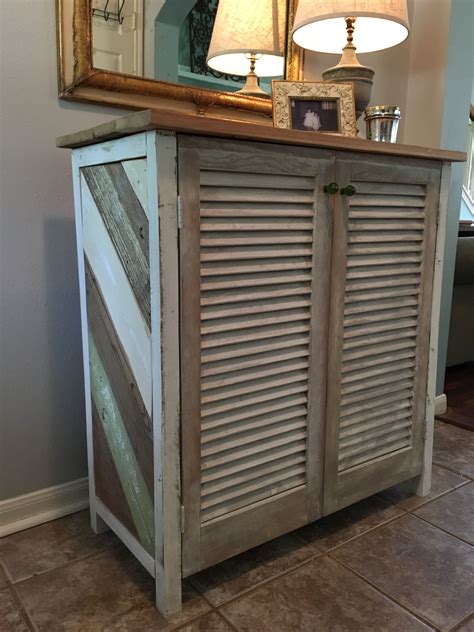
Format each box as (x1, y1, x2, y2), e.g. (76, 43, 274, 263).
(199, 170, 313, 523)
(179, 136, 333, 575)
(324, 156, 441, 515)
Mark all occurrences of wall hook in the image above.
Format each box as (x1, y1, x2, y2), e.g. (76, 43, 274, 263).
(92, 0, 126, 24)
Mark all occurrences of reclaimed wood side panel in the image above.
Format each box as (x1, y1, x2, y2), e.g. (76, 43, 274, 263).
(92, 401, 139, 540)
(86, 263, 154, 496)
(80, 157, 155, 556)
(82, 163, 151, 328)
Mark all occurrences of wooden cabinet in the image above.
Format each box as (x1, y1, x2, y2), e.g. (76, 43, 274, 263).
(58, 110, 462, 616)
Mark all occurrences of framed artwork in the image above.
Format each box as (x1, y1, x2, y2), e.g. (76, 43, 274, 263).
(272, 81, 357, 137)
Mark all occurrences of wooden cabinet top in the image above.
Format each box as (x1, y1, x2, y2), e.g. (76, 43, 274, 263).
(57, 109, 466, 163)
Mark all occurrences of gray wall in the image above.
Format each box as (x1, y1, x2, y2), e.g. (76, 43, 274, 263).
(0, 0, 127, 500)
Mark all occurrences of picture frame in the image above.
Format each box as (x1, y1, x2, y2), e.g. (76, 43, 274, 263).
(272, 81, 357, 137)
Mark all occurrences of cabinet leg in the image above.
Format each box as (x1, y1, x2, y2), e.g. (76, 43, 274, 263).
(405, 469, 432, 498)
(155, 567, 182, 617)
(90, 507, 109, 534)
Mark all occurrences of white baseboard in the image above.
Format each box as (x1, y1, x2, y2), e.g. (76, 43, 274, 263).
(0, 478, 89, 537)
(435, 394, 447, 416)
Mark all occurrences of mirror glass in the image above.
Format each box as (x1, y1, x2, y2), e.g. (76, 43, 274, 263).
(91, 0, 289, 96)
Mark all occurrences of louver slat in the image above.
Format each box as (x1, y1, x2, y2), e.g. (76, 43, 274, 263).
(336, 179, 428, 473)
(198, 168, 316, 525)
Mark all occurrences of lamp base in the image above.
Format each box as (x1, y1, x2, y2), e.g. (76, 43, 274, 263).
(322, 18, 374, 120)
(323, 63, 374, 120)
(235, 53, 270, 99)
(236, 71, 270, 99)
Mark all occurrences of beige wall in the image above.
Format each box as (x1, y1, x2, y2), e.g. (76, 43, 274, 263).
(303, 0, 452, 146)
(404, 0, 452, 147)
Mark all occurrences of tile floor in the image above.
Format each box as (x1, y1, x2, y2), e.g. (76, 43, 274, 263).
(1, 420, 473, 632)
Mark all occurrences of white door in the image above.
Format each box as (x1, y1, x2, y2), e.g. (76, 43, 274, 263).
(92, 0, 144, 75)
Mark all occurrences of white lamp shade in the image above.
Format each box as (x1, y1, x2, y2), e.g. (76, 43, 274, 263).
(292, 0, 409, 54)
(207, 0, 286, 77)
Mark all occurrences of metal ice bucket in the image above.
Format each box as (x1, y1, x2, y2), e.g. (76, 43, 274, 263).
(365, 105, 401, 143)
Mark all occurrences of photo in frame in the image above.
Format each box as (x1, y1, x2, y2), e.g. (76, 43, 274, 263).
(272, 81, 357, 137)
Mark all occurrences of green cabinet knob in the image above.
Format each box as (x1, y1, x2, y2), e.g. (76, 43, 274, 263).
(341, 184, 357, 197)
(324, 182, 339, 194)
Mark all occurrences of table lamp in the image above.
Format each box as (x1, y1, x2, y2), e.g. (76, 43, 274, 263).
(292, 0, 410, 119)
(207, 0, 286, 98)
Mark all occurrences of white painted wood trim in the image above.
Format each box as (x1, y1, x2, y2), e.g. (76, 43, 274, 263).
(72, 153, 106, 534)
(418, 163, 451, 497)
(73, 133, 147, 168)
(435, 394, 447, 416)
(148, 130, 183, 616)
(95, 498, 155, 577)
(0, 478, 89, 538)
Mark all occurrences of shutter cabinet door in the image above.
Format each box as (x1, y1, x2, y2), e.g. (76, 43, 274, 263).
(178, 136, 334, 575)
(324, 156, 441, 515)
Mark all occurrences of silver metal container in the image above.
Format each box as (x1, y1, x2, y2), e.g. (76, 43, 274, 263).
(365, 105, 401, 143)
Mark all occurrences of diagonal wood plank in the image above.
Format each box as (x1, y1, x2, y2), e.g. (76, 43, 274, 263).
(82, 162, 151, 328)
(123, 159, 149, 219)
(86, 259, 154, 496)
(89, 333, 154, 554)
(81, 180, 152, 415)
(92, 400, 139, 541)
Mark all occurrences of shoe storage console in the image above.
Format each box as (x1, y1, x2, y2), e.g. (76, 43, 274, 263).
(58, 110, 464, 616)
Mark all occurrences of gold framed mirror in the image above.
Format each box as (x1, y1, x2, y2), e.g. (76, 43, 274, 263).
(56, 0, 304, 122)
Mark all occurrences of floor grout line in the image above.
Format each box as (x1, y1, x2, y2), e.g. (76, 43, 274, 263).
(400, 479, 473, 513)
(170, 610, 217, 632)
(7, 540, 124, 587)
(445, 612, 474, 632)
(171, 600, 238, 632)
(314, 510, 408, 555)
(188, 510, 405, 610)
(409, 512, 473, 547)
(432, 461, 473, 482)
(0, 560, 13, 586)
(8, 583, 38, 632)
(188, 509, 410, 611)
(214, 610, 241, 632)
(328, 553, 442, 631)
(432, 461, 474, 482)
(189, 549, 324, 610)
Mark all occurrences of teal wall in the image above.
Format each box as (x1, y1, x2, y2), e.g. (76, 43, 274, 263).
(154, 0, 279, 93)
(436, 0, 473, 395)
(459, 194, 473, 221)
(154, 0, 197, 83)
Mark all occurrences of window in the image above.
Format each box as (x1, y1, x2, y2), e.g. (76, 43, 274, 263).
(463, 109, 474, 209)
